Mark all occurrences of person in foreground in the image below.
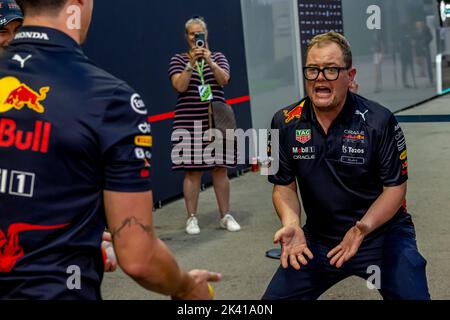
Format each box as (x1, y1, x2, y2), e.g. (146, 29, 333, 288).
(1, 0, 117, 275)
(0, 0, 219, 299)
(263, 32, 430, 300)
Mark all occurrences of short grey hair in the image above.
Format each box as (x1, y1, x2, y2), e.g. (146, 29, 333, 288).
(185, 17, 208, 34)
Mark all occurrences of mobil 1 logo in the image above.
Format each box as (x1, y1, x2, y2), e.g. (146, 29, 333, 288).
(0, 169, 36, 198)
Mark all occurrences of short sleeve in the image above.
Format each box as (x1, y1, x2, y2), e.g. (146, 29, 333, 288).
(377, 114, 408, 186)
(268, 114, 296, 185)
(98, 84, 152, 192)
(214, 52, 230, 75)
(168, 54, 186, 79)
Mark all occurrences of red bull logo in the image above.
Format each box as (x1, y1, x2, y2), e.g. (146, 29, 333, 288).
(283, 101, 305, 124)
(0, 77, 50, 114)
(343, 134, 365, 141)
(0, 118, 52, 153)
(0, 223, 69, 273)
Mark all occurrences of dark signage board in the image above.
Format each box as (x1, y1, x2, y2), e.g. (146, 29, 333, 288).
(298, 0, 344, 63)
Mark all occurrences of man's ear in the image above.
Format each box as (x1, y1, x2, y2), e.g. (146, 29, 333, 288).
(65, 0, 84, 14)
(348, 67, 357, 82)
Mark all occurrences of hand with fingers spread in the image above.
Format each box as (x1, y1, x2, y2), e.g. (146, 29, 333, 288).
(327, 221, 369, 268)
(274, 226, 314, 270)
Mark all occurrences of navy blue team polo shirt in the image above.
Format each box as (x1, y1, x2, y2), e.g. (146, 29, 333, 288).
(0, 27, 152, 299)
(269, 91, 412, 245)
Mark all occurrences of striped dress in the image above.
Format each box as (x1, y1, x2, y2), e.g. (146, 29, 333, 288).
(169, 52, 237, 170)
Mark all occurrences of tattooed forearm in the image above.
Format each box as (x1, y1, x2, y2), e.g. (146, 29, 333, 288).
(111, 216, 153, 239)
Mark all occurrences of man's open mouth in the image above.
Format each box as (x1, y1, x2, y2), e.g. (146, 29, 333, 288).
(315, 86, 332, 94)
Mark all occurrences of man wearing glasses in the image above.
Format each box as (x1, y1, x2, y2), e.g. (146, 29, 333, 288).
(263, 32, 430, 300)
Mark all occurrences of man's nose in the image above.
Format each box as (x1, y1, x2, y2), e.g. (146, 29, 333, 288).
(316, 71, 327, 81)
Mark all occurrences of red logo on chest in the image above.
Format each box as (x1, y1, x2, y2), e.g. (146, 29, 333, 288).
(0, 223, 69, 273)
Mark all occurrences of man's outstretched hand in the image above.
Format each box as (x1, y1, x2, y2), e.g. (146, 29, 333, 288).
(327, 221, 369, 268)
(172, 270, 222, 300)
(274, 226, 314, 270)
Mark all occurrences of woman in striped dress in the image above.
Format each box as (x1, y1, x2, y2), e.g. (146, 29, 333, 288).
(169, 17, 240, 235)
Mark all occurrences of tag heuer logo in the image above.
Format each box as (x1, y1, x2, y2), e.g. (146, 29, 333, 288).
(296, 129, 311, 144)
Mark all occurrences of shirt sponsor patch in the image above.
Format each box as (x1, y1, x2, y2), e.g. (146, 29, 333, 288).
(296, 129, 311, 144)
(135, 135, 152, 147)
(341, 156, 365, 165)
(400, 150, 407, 161)
(394, 125, 406, 152)
(138, 122, 152, 134)
(342, 145, 365, 155)
(283, 101, 305, 124)
(130, 93, 147, 115)
(0, 222, 69, 273)
(0, 118, 52, 154)
(342, 129, 365, 143)
(355, 110, 368, 121)
(0, 76, 50, 114)
(292, 146, 316, 160)
(14, 32, 50, 41)
(134, 148, 152, 160)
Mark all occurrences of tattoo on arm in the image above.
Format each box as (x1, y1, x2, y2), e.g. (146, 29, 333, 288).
(111, 216, 153, 239)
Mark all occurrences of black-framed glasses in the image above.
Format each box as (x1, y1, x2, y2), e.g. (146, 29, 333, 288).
(303, 66, 349, 81)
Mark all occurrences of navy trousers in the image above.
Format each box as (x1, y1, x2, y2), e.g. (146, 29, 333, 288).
(262, 224, 430, 300)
